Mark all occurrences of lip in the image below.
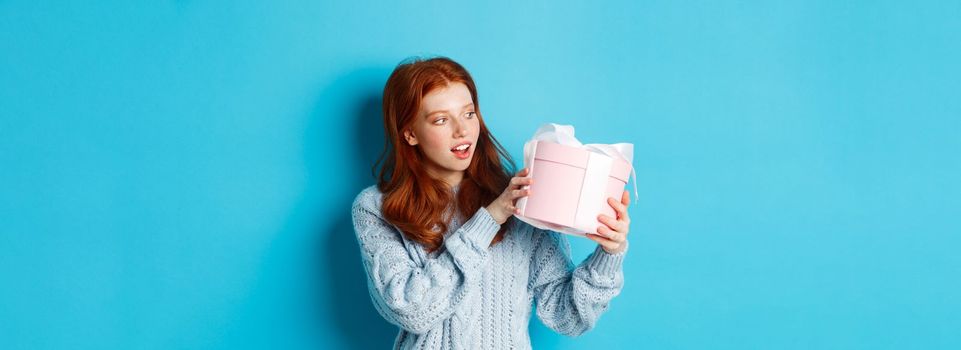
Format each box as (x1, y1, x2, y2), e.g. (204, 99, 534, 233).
(450, 141, 473, 160)
(450, 141, 472, 151)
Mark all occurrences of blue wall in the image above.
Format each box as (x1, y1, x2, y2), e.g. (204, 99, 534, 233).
(2, 1, 959, 349)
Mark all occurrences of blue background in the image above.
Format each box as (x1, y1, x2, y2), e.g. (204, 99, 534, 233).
(2, 1, 959, 349)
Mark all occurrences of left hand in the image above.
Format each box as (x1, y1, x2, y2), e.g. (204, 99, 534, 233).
(587, 190, 631, 254)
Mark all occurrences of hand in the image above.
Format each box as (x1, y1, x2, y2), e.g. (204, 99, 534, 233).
(485, 168, 533, 225)
(587, 190, 631, 254)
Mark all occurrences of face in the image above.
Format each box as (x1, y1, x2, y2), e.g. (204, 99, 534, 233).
(403, 82, 479, 187)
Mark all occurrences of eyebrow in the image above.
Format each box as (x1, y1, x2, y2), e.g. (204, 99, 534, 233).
(426, 103, 475, 118)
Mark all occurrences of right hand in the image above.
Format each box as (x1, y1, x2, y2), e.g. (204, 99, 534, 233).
(486, 168, 534, 225)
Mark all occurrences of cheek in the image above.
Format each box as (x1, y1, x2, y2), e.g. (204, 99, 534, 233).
(419, 130, 449, 152)
(470, 119, 481, 136)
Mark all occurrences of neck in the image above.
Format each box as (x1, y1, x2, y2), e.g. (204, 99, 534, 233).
(424, 166, 463, 189)
(439, 173, 463, 189)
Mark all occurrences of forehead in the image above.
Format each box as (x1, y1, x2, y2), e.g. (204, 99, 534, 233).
(420, 82, 473, 114)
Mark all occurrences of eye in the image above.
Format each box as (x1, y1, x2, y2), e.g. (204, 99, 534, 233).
(465, 111, 476, 119)
(432, 117, 447, 125)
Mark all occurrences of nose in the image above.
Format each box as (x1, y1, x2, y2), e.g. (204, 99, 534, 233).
(453, 119, 468, 138)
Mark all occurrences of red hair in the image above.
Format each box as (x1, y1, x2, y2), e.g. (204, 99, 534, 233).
(375, 57, 516, 252)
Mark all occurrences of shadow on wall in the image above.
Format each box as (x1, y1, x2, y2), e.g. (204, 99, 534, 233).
(307, 67, 397, 349)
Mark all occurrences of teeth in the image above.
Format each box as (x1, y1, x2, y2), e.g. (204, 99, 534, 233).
(453, 144, 469, 151)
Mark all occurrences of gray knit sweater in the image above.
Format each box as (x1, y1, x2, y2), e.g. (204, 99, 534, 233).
(351, 185, 626, 349)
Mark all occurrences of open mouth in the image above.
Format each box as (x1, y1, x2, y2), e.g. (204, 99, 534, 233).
(450, 143, 472, 159)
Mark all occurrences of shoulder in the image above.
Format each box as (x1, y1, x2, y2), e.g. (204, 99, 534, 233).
(351, 184, 384, 218)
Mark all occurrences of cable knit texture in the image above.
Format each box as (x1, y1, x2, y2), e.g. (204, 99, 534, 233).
(351, 185, 626, 349)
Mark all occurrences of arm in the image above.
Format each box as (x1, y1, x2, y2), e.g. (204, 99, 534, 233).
(529, 228, 626, 336)
(351, 190, 500, 334)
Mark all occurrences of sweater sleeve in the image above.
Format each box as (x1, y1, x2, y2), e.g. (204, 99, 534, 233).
(351, 190, 500, 334)
(528, 228, 626, 336)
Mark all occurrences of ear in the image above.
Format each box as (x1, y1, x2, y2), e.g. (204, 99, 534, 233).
(403, 129, 418, 146)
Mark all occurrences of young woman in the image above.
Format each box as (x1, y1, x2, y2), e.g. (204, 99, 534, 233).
(351, 56, 632, 349)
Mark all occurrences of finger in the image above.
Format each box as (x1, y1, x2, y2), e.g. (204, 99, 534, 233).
(511, 188, 531, 199)
(597, 214, 616, 230)
(621, 190, 631, 207)
(586, 233, 619, 250)
(509, 175, 534, 187)
(586, 232, 611, 244)
(607, 196, 627, 213)
(516, 167, 529, 176)
(596, 225, 624, 243)
(597, 225, 615, 241)
(598, 214, 628, 233)
(609, 203, 631, 227)
(511, 176, 534, 186)
(607, 197, 628, 221)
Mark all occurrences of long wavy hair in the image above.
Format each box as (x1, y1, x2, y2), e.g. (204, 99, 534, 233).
(374, 56, 516, 253)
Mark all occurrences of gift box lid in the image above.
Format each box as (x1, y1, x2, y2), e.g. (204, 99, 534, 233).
(532, 140, 632, 183)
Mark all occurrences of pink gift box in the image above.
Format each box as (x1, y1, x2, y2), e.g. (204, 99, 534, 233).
(515, 140, 633, 236)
